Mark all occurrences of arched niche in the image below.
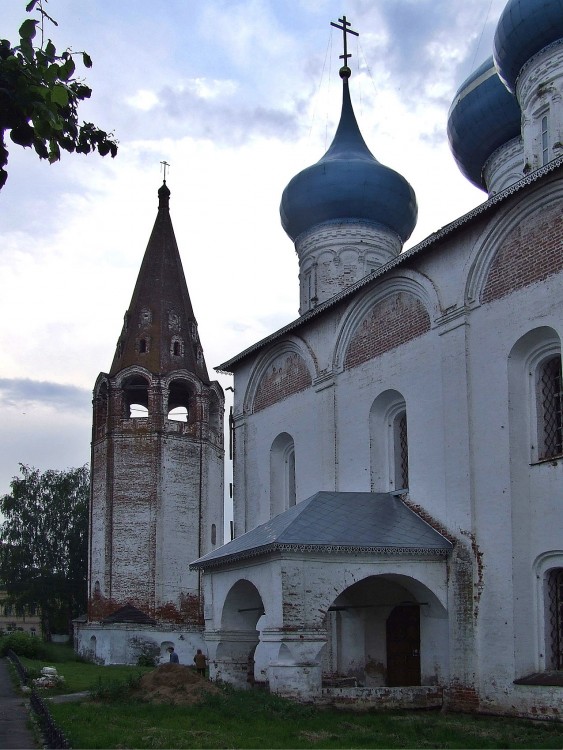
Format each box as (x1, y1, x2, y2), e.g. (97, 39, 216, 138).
(270, 432, 296, 518)
(370, 389, 408, 492)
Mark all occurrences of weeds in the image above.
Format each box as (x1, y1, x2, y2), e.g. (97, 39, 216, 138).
(91, 673, 143, 701)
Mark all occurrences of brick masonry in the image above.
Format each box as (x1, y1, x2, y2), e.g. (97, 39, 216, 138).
(482, 203, 563, 303)
(253, 352, 312, 412)
(344, 292, 431, 370)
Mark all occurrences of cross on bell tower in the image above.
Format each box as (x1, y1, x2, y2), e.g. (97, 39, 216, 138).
(330, 15, 359, 78)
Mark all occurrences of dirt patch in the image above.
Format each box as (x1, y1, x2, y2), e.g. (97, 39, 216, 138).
(131, 663, 220, 706)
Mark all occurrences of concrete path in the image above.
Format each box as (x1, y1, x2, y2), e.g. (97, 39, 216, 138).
(0, 658, 38, 749)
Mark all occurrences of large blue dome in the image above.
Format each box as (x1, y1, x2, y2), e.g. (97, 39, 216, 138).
(494, 0, 563, 92)
(447, 56, 521, 189)
(280, 79, 417, 243)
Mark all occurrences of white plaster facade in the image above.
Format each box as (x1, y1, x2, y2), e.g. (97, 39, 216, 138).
(197, 168, 563, 716)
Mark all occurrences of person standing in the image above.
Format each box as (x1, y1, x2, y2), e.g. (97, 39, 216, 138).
(193, 648, 207, 675)
(167, 646, 179, 664)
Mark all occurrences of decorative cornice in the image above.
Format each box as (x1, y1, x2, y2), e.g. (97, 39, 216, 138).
(190, 541, 451, 571)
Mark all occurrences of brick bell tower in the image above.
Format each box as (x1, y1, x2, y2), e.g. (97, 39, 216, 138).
(88, 181, 224, 629)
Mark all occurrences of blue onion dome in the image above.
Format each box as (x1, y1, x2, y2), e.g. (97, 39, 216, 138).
(447, 56, 521, 189)
(494, 0, 563, 92)
(280, 77, 417, 243)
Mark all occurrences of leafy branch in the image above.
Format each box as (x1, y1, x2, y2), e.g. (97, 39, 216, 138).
(0, 0, 118, 190)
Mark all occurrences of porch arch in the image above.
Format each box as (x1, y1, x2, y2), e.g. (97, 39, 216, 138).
(210, 580, 266, 689)
(322, 573, 448, 688)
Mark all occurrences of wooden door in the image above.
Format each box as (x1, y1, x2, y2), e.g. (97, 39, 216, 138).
(386, 604, 421, 686)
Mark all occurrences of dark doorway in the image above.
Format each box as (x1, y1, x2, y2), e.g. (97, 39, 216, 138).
(386, 604, 421, 686)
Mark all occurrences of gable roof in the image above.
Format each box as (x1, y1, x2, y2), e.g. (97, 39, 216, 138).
(102, 603, 157, 625)
(190, 492, 452, 570)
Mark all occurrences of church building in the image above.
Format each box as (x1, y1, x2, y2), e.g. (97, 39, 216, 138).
(78, 0, 563, 718)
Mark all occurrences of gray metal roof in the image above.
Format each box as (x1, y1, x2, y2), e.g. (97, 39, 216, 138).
(190, 492, 452, 570)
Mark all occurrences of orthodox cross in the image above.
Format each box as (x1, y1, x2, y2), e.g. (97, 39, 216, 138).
(330, 15, 359, 67)
(160, 160, 170, 182)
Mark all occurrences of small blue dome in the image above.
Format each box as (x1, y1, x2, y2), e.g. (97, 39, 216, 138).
(280, 79, 417, 243)
(447, 57, 521, 189)
(494, 0, 563, 92)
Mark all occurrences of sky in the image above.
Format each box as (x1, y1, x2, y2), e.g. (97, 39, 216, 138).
(0, 0, 508, 519)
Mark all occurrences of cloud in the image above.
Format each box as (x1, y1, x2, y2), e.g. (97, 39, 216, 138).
(354, 0, 506, 106)
(0, 379, 91, 413)
(124, 82, 304, 146)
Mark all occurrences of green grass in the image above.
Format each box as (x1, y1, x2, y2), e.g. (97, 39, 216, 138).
(47, 684, 563, 750)
(20, 647, 151, 695)
(16, 647, 563, 749)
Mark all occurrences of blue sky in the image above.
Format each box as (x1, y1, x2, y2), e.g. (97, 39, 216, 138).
(0, 0, 506, 506)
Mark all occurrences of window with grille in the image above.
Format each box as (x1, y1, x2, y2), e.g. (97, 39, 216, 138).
(394, 410, 409, 490)
(547, 568, 563, 670)
(538, 356, 563, 459)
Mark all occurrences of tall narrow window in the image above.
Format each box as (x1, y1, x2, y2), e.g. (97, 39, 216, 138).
(287, 447, 296, 507)
(139, 338, 147, 353)
(546, 568, 563, 669)
(542, 115, 549, 166)
(538, 356, 563, 459)
(396, 411, 409, 490)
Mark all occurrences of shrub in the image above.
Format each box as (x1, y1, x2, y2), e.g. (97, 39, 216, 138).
(137, 653, 157, 667)
(0, 631, 45, 658)
(129, 635, 159, 667)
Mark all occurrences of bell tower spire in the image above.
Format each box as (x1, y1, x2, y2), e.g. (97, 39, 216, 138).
(110, 181, 209, 383)
(86, 182, 224, 660)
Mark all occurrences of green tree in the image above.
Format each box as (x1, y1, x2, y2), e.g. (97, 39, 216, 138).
(0, 0, 118, 190)
(0, 464, 89, 638)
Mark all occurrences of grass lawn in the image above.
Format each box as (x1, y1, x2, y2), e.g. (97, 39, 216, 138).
(48, 685, 563, 750)
(19, 643, 152, 695)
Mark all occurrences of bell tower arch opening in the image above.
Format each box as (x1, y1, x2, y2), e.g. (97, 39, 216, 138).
(122, 375, 149, 418)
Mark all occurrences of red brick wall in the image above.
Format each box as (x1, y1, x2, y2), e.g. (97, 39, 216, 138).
(344, 292, 430, 370)
(253, 352, 312, 412)
(482, 203, 563, 303)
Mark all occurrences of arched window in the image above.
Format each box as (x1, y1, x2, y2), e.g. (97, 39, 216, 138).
(508, 328, 562, 464)
(270, 433, 296, 517)
(370, 390, 409, 492)
(537, 355, 563, 460)
(139, 338, 147, 354)
(546, 568, 563, 669)
(394, 409, 409, 491)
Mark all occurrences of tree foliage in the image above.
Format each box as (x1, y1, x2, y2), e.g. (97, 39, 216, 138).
(0, 0, 118, 190)
(0, 463, 89, 637)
